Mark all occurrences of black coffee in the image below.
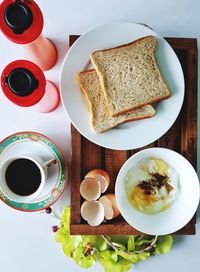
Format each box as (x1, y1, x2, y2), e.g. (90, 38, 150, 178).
(5, 158, 41, 196)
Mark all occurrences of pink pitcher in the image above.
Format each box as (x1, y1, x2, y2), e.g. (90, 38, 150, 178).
(0, 0, 57, 71)
(1, 60, 60, 112)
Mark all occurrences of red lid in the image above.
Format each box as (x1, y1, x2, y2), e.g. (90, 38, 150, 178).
(1, 60, 46, 107)
(0, 0, 43, 44)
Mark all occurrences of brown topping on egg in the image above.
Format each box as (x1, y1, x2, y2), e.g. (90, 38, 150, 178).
(165, 182, 174, 193)
(137, 173, 173, 197)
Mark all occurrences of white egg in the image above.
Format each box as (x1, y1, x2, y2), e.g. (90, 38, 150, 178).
(147, 159, 156, 174)
(125, 167, 151, 190)
(166, 166, 180, 203)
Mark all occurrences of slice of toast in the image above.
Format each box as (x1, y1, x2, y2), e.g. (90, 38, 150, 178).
(91, 36, 171, 116)
(77, 69, 155, 133)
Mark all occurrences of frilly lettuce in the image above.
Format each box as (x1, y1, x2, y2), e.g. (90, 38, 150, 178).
(55, 207, 173, 272)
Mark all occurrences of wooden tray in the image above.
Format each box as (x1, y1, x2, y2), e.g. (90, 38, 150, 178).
(70, 35, 198, 235)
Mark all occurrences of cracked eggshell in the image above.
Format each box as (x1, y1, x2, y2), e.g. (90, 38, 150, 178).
(81, 200, 104, 226)
(99, 194, 120, 220)
(80, 200, 89, 218)
(85, 169, 110, 193)
(80, 177, 101, 201)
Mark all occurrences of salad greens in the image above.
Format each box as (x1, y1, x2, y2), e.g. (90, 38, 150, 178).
(55, 207, 173, 272)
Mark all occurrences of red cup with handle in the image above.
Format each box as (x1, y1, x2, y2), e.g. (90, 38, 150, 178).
(1, 60, 60, 112)
(0, 0, 57, 71)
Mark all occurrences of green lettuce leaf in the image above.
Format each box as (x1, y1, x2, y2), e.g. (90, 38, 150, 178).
(62, 235, 82, 257)
(112, 242, 127, 250)
(61, 207, 70, 232)
(135, 235, 154, 246)
(54, 207, 173, 272)
(82, 235, 108, 252)
(100, 251, 132, 272)
(101, 250, 118, 263)
(127, 235, 135, 251)
(73, 244, 96, 268)
(56, 207, 82, 257)
(117, 250, 150, 263)
(155, 235, 173, 254)
(55, 228, 66, 243)
(110, 236, 129, 245)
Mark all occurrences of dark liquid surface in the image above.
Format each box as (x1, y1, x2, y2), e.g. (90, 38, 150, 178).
(5, 159, 41, 196)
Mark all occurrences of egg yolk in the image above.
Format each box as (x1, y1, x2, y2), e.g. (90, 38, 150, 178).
(130, 185, 157, 211)
(152, 159, 168, 176)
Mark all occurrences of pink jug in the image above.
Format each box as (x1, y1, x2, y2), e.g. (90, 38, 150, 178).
(0, 0, 57, 71)
(1, 60, 60, 112)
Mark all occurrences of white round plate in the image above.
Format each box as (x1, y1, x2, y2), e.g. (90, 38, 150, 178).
(115, 148, 200, 235)
(60, 22, 184, 150)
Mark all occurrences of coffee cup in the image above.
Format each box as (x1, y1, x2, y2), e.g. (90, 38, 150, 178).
(0, 155, 57, 203)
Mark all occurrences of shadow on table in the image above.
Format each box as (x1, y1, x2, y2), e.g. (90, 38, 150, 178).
(44, 37, 69, 84)
(196, 206, 200, 223)
(173, 235, 186, 248)
(54, 38, 69, 66)
(173, 206, 200, 247)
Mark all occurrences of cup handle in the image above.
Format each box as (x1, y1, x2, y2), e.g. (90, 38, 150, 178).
(45, 159, 57, 168)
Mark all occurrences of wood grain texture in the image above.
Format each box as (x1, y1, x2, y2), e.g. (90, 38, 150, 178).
(70, 125, 81, 224)
(165, 38, 197, 49)
(81, 137, 102, 177)
(70, 35, 197, 235)
(104, 150, 127, 193)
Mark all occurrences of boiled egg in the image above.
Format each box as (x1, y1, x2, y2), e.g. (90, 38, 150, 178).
(125, 158, 180, 214)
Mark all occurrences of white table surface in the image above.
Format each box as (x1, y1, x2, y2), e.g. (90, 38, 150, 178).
(0, 0, 200, 271)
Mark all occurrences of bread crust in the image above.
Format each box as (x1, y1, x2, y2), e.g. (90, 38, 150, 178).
(111, 94, 170, 117)
(78, 69, 95, 75)
(76, 71, 155, 133)
(91, 35, 155, 56)
(96, 112, 155, 133)
(76, 72, 93, 113)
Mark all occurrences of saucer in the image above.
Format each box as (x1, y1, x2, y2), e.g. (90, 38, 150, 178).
(0, 131, 68, 212)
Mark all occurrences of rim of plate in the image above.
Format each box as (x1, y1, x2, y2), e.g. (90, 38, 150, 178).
(115, 147, 200, 235)
(60, 21, 185, 150)
(0, 131, 68, 212)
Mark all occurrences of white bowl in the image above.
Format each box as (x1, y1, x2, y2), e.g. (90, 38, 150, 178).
(115, 148, 200, 235)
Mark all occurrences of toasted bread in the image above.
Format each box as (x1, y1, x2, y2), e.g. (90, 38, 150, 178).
(91, 36, 171, 116)
(77, 69, 155, 133)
